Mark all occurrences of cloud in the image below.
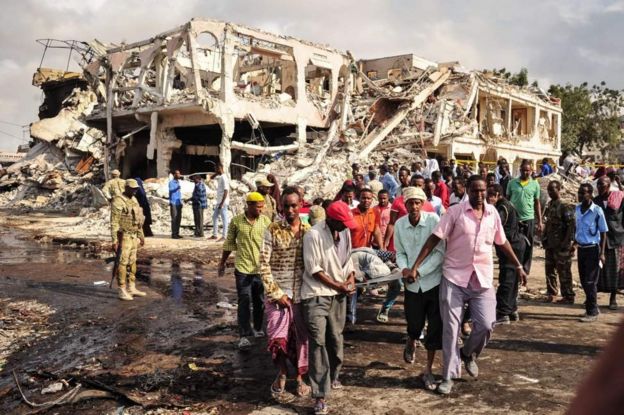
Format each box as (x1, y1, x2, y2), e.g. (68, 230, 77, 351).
(0, 0, 622, 151)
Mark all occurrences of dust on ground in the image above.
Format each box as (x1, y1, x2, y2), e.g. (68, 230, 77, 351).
(0, 213, 622, 415)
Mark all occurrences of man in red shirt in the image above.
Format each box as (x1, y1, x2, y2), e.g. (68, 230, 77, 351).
(432, 171, 450, 209)
(373, 190, 391, 249)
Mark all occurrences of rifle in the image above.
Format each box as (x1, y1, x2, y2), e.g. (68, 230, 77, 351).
(109, 231, 123, 289)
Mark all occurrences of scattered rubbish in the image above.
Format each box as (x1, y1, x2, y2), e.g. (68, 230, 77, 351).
(41, 382, 64, 395)
(513, 374, 540, 384)
(93, 281, 107, 286)
(216, 301, 237, 310)
(188, 363, 199, 371)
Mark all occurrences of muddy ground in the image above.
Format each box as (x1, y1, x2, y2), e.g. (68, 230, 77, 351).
(0, 210, 622, 415)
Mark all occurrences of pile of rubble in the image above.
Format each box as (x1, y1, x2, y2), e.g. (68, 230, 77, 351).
(0, 88, 106, 212)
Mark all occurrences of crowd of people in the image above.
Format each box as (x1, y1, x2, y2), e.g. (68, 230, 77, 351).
(105, 155, 624, 414)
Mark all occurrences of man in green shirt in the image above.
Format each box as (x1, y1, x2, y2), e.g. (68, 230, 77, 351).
(506, 160, 543, 273)
(218, 192, 271, 350)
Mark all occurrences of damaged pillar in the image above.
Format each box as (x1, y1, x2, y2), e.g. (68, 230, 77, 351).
(155, 127, 182, 177)
(218, 113, 235, 176)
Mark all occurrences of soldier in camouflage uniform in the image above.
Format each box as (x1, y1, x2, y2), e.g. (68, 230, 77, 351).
(103, 169, 126, 202)
(111, 178, 147, 301)
(543, 181, 576, 303)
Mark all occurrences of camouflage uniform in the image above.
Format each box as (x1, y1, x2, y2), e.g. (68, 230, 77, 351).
(543, 199, 576, 298)
(111, 194, 145, 289)
(103, 178, 126, 201)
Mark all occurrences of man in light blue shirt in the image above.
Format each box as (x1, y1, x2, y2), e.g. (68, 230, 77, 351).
(394, 186, 445, 390)
(380, 165, 399, 199)
(575, 183, 608, 322)
(169, 170, 183, 239)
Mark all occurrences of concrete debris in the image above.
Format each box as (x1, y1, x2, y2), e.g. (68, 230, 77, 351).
(1, 18, 564, 226)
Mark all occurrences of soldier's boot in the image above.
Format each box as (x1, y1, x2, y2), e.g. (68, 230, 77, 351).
(118, 287, 133, 301)
(128, 282, 147, 297)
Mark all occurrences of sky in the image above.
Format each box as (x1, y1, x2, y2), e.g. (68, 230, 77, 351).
(1, 0, 623, 151)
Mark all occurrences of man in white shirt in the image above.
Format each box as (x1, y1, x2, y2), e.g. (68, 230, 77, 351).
(210, 163, 230, 240)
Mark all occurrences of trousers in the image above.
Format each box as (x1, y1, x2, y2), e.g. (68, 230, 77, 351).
(117, 233, 139, 288)
(192, 205, 205, 236)
(170, 204, 183, 237)
(212, 204, 229, 238)
(235, 270, 265, 336)
(545, 248, 574, 298)
(439, 276, 496, 380)
(578, 246, 600, 316)
(303, 294, 346, 399)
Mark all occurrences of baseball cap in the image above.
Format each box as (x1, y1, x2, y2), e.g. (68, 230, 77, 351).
(326, 201, 358, 231)
(246, 192, 265, 203)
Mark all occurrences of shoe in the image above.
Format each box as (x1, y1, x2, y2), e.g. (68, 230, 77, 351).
(118, 287, 133, 301)
(128, 282, 147, 297)
(172, 235, 183, 239)
(403, 338, 416, 364)
(510, 311, 520, 321)
(331, 379, 343, 389)
(238, 337, 252, 350)
(376, 308, 389, 323)
(495, 314, 510, 325)
(544, 295, 556, 303)
(460, 348, 479, 378)
(609, 302, 618, 310)
(253, 329, 266, 338)
(437, 379, 453, 395)
(556, 297, 574, 305)
(579, 315, 598, 323)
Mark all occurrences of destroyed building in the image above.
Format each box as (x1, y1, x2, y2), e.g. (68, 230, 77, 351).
(0, 18, 563, 217)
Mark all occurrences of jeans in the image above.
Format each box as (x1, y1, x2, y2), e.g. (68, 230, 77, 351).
(192, 205, 204, 236)
(234, 269, 265, 336)
(170, 204, 183, 237)
(212, 204, 229, 238)
(382, 278, 403, 311)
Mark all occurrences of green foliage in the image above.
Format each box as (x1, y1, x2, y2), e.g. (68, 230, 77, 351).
(488, 67, 529, 86)
(548, 82, 624, 157)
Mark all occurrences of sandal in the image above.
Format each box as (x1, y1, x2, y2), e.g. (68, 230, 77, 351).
(270, 374, 287, 395)
(314, 399, 329, 415)
(296, 380, 311, 397)
(422, 373, 436, 391)
(376, 308, 389, 323)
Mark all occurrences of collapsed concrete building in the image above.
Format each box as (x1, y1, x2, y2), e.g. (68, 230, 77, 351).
(0, 18, 563, 216)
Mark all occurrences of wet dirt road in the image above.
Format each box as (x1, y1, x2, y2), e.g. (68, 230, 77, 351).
(1, 225, 623, 414)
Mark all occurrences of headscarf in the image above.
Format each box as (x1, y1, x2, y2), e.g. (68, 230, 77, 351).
(423, 158, 440, 179)
(134, 177, 152, 225)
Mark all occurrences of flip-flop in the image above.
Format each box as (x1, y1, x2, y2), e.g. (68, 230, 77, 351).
(422, 373, 436, 391)
(296, 381, 311, 397)
(271, 374, 287, 394)
(314, 400, 329, 415)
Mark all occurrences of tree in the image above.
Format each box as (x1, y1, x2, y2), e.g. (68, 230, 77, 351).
(488, 67, 529, 87)
(548, 82, 624, 158)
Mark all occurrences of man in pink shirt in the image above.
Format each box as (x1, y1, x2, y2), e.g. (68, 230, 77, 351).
(409, 175, 527, 395)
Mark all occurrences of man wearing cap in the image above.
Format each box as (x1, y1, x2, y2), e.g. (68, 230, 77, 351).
(110, 179, 147, 301)
(395, 187, 445, 390)
(409, 175, 528, 395)
(301, 201, 356, 415)
(219, 192, 272, 350)
(256, 178, 277, 221)
(103, 169, 126, 202)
